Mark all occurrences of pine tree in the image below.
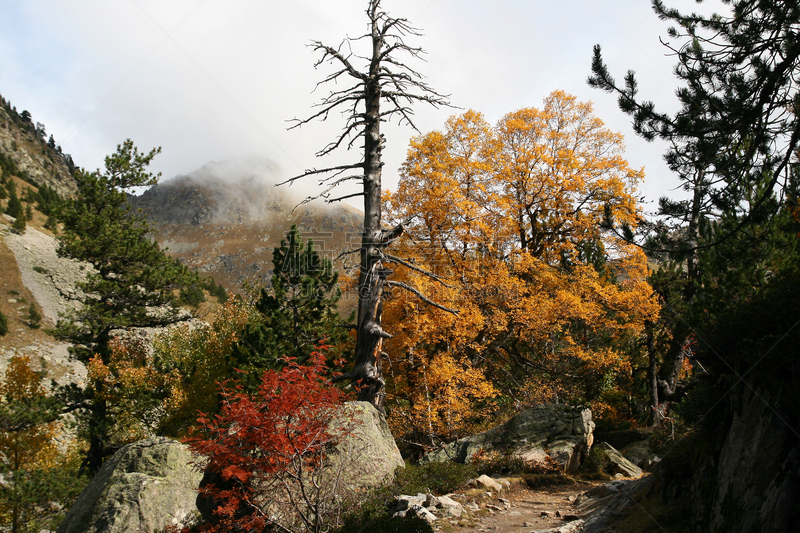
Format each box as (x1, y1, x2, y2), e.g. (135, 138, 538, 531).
(26, 303, 41, 329)
(589, 0, 800, 422)
(4, 188, 22, 220)
(54, 139, 197, 473)
(11, 209, 25, 234)
(229, 225, 352, 393)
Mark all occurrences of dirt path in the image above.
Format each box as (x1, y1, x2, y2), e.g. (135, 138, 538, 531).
(436, 481, 603, 533)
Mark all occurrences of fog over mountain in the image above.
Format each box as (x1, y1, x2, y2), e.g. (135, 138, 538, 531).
(131, 156, 363, 293)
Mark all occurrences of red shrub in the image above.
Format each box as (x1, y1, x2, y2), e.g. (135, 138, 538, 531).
(187, 349, 348, 533)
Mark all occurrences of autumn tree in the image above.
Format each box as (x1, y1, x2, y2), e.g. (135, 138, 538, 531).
(0, 356, 85, 533)
(287, 0, 451, 412)
(85, 297, 257, 442)
(384, 93, 658, 444)
(588, 0, 800, 424)
(54, 140, 197, 473)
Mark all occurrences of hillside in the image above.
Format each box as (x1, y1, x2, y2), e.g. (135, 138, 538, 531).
(0, 177, 86, 387)
(0, 94, 78, 198)
(130, 157, 364, 294)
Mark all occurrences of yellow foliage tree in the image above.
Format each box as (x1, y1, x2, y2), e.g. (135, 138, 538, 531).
(0, 356, 84, 533)
(384, 92, 659, 446)
(89, 297, 257, 441)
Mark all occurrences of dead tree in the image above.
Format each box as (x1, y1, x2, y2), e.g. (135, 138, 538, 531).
(285, 0, 453, 412)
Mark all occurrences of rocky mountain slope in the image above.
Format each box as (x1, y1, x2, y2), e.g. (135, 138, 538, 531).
(0, 93, 78, 198)
(130, 157, 364, 294)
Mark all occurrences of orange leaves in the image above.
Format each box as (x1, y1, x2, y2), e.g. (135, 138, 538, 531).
(384, 91, 659, 436)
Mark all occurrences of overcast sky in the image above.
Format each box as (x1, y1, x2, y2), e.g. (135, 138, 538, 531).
(0, 0, 726, 210)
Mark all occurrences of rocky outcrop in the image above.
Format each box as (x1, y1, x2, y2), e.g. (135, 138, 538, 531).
(423, 404, 595, 472)
(686, 388, 800, 532)
(0, 96, 77, 198)
(57, 437, 202, 533)
(621, 440, 660, 471)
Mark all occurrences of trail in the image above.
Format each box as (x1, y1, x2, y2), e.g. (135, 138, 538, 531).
(439, 481, 603, 533)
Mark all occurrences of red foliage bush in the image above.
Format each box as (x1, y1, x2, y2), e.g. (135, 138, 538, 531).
(187, 349, 348, 533)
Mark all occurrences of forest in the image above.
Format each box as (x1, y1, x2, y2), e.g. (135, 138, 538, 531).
(0, 0, 798, 532)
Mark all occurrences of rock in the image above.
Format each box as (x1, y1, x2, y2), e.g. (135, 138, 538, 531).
(422, 404, 594, 471)
(436, 495, 462, 510)
(406, 504, 437, 523)
(498, 497, 511, 509)
(393, 494, 426, 513)
(56, 437, 202, 533)
(447, 507, 463, 518)
(593, 442, 644, 478)
(621, 440, 661, 470)
(424, 494, 440, 508)
(473, 474, 503, 493)
(541, 511, 552, 517)
(328, 402, 405, 490)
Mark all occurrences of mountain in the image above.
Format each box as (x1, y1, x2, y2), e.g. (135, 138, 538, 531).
(130, 156, 364, 293)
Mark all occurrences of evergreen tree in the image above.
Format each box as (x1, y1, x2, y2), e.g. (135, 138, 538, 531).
(4, 187, 22, 220)
(229, 225, 352, 393)
(54, 139, 197, 473)
(0, 310, 7, 336)
(11, 209, 25, 234)
(589, 1, 800, 421)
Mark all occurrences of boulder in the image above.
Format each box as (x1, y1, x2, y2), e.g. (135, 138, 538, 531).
(593, 442, 643, 478)
(57, 437, 202, 533)
(621, 440, 660, 470)
(472, 474, 504, 493)
(422, 404, 595, 472)
(327, 401, 405, 489)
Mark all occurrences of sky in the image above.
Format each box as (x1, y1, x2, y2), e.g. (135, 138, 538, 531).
(0, 0, 726, 211)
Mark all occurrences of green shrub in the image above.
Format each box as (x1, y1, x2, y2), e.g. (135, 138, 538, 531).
(33, 266, 48, 274)
(394, 461, 477, 495)
(27, 303, 41, 329)
(0, 309, 8, 336)
(179, 284, 205, 307)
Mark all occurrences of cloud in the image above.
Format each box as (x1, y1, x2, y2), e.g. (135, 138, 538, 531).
(0, 0, 731, 210)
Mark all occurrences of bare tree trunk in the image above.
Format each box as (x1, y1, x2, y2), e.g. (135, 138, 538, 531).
(645, 321, 662, 427)
(286, 0, 450, 411)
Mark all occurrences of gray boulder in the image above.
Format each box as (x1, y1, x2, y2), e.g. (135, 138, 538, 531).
(329, 401, 405, 489)
(621, 440, 660, 470)
(422, 404, 595, 471)
(57, 437, 202, 533)
(593, 442, 643, 478)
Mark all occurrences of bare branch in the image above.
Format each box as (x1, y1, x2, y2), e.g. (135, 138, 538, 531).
(383, 253, 455, 288)
(325, 192, 365, 203)
(385, 280, 459, 314)
(276, 164, 363, 187)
